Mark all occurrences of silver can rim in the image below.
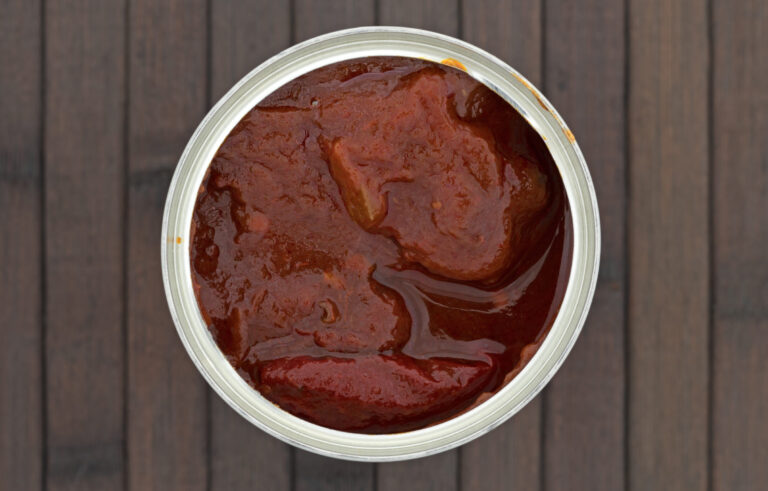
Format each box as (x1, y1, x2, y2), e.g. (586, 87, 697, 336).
(161, 26, 601, 462)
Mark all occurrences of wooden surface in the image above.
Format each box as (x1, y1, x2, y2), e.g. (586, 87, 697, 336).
(543, 1, 626, 489)
(711, 1, 768, 489)
(1, 1, 766, 490)
(0, 1, 42, 490)
(45, 2, 126, 490)
(628, 1, 710, 489)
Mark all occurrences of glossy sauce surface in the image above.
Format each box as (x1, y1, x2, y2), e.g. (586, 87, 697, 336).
(191, 57, 572, 433)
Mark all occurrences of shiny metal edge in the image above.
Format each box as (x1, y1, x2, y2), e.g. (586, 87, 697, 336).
(161, 26, 600, 462)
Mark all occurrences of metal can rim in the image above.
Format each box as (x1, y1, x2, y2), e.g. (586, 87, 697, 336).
(161, 26, 601, 462)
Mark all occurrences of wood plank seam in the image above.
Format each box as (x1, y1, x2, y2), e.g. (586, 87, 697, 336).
(624, 1, 631, 490)
(41, 3, 49, 490)
(706, 1, 715, 490)
(122, 0, 131, 489)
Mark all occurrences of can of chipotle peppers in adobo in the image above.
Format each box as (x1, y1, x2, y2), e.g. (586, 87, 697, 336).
(162, 26, 600, 461)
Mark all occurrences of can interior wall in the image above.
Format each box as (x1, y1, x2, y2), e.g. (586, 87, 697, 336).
(161, 26, 600, 461)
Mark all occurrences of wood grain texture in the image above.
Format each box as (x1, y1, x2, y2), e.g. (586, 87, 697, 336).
(293, 0, 375, 42)
(291, 1, 376, 488)
(0, 1, 42, 490)
(462, 404, 542, 491)
(293, 455, 374, 491)
(126, 1, 208, 489)
(44, 1, 126, 490)
(460, 2, 543, 489)
(211, 0, 291, 102)
(209, 2, 292, 490)
(375, 2, 459, 489)
(461, 0, 541, 76)
(378, 454, 457, 491)
(711, 0, 768, 489)
(543, 0, 626, 489)
(379, 0, 458, 34)
(628, 0, 710, 489)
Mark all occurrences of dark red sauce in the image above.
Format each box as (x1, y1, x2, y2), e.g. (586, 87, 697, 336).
(191, 57, 572, 433)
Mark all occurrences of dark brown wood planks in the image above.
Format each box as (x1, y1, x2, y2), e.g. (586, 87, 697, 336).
(0, 1, 42, 490)
(126, 1, 208, 489)
(208, 2, 292, 490)
(374, 2, 460, 490)
(44, 1, 126, 490)
(711, 0, 768, 489)
(628, 0, 710, 489)
(210, 1, 291, 102)
(378, 0, 458, 34)
(293, 0, 374, 40)
(461, 0, 541, 86)
(543, 0, 626, 489)
(460, 1, 544, 489)
(291, 1, 377, 490)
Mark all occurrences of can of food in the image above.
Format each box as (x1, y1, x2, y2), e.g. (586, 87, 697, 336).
(162, 26, 600, 461)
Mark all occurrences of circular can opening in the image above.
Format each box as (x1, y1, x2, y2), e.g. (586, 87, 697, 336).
(162, 26, 600, 461)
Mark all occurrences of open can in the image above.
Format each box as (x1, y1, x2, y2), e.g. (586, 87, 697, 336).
(162, 26, 600, 461)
